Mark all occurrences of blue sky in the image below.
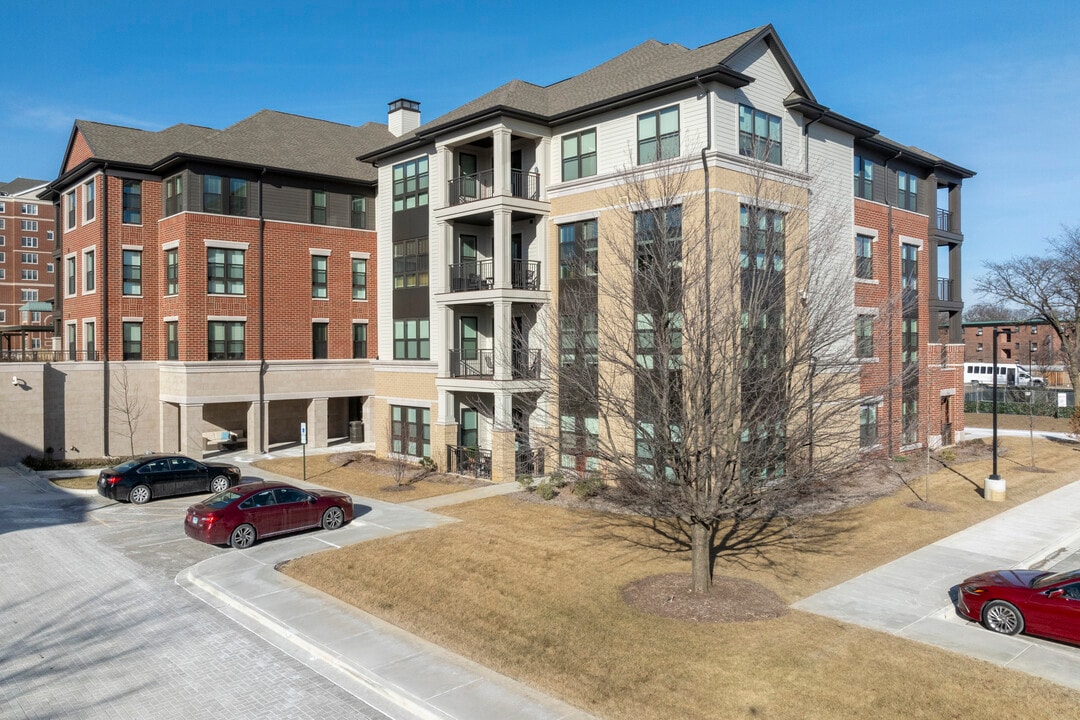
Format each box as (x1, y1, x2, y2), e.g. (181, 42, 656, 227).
(3, 0, 1076, 291)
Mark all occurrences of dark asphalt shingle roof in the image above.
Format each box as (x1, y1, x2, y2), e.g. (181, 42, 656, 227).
(0, 177, 49, 195)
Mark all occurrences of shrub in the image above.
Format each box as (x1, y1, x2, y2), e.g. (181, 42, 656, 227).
(419, 456, 437, 472)
(573, 474, 603, 499)
(938, 448, 957, 462)
(536, 480, 558, 500)
(516, 475, 534, 490)
(548, 471, 567, 488)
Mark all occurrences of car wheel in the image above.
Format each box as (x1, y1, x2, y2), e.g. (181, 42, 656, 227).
(983, 600, 1025, 635)
(321, 506, 345, 530)
(129, 485, 151, 505)
(209, 475, 230, 493)
(229, 524, 256, 549)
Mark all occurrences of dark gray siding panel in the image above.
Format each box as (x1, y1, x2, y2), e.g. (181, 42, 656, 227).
(263, 185, 310, 223)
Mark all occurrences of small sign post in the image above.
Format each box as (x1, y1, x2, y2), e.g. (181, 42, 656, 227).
(300, 422, 308, 481)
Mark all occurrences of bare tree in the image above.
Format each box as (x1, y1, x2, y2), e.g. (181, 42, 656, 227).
(975, 225, 1080, 423)
(547, 155, 881, 593)
(963, 302, 1028, 323)
(110, 365, 148, 457)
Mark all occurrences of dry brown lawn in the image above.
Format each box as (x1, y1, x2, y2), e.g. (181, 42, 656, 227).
(254, 452, 486, 503)
(280, 437, 1080, 717)
(50, 476, 98, 490)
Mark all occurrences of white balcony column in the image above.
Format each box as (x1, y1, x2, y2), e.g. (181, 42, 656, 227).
(436, 145, 452, 208)
(492, 299, 512, 381)
(493, 388, 513, 432)
(437, 303, 454, 378)
(535, 213, 548, 290)
(493, 127, 512, 197)
(493, 208, 512, 289)
(435, 219, 451, 293)
(537, 136, 551, 202)
(437, 387, 456, 424)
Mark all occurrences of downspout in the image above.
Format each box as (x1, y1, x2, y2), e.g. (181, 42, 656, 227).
(258, 168, 267, 453)
(884, 150, 902, 456)
(101, 165, 110, 456)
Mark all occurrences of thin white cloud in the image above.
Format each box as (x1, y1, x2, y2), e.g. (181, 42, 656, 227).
(6, 100, 164, 132)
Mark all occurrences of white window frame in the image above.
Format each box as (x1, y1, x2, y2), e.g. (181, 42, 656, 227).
(65, 191, 77, 230)
(82, 247, 96, 295)
(21, 203, 38, 216)
(82, 178, 97, 224)
(64, 253, 77, 296)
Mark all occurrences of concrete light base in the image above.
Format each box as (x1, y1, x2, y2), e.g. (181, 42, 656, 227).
(984, 476, 1007, 502)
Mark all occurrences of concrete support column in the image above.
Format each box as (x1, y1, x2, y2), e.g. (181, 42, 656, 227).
(362, 396, 374, 444)
(438, 304, 454, 378)
(179, 403, 204, 459)
(493, 299, 512, 381)
(537, 136, 551, 202)
(493, 208, 512, 289)
(307, 397, 328, 448)
(431, 419, 458, 472)
(246, 401, 265, 454)
(436, 145, 452, 209)
(490, 427, 516, 482)
(159, 401, 179, 453)
(493, 127, 512, 197)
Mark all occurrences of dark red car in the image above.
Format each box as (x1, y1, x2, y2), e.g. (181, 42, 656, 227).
(957, 568, 1080, 644)
(184, 481, 353, 549)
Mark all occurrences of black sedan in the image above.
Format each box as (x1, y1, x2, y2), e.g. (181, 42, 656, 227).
(97, 454, 242, 504)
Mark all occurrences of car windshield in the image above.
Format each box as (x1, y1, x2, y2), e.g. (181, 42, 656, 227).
(202, 488, 246, 510)
(1032, 569, 1080, 588)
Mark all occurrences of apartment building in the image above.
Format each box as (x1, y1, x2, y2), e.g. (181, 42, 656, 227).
(23, 111, 391, 461)
(0, 178, 56, 355)
(359, 25, 974, 481)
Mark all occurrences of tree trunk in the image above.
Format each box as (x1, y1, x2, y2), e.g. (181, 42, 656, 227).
(690, 521, 712, 594)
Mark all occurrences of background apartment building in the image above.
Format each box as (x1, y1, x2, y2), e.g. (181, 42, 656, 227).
(0, 112, 390, 463)
(0, 178, 55, 356)
(359, 25, 974, 481)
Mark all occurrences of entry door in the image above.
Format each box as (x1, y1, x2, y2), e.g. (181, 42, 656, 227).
(459, 153, 478, 199)
(941, 396, 952, 446)
(459, 234, 478, 290)
(460, 408, 478, 448)
(511, 233, 523, 288)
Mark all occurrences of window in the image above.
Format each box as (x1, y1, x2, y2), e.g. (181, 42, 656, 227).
(21, 269, 38, 281)
(350, 196, 367, 229)
(560, 313, 598, 366)
(21, 236, 38, 248)
(208, 321, 244, 360)
(122, 179, 142, 224)
(311, 255, 328, 298)
(856, 315, 874, 358)
(392, 158, 429, 211)
(122, 322, 142, 360)
(207, 248, 244, 294)
(165, 174, 183, 215)
(83, 249, 95, 292)
(635, 206, 682, 270)
(901, 244, 917, 290)
(83, 179, 96, 222)
(66, 256, 76, 295)
(637, 106, 679, 164)
(21, 252, 38, 264)
(562, 128, 597, 181)
(21, 289, 38, 302)
(46, 231, 53, 241)
(975, 328, 983, 336)
(392, 237, 429, 288)
(123, 250, 142, 295)
(21, 220, 37, 232)
(1030, 342, 1038, 353)
(855, 234, 873, 279)
(390, 406, 430, 458)
(352, 323, 368, 358)
(0, 269, 5, 279)
(165, 248, 178, 295)
(0, 310, 4, 322)
(312, 322, 328, 359)
(854, 155, 874, 199)
(393, 318, 429, 360)
(739, 105, 782, 165)
(352, 258, 367, 299)
(558, 220, 598, 278)
(311, 190, 327, 224)
(166, 321, 178, 360)
(20, 203, 38, 215)
(897, 170, 918, 211)
(976, 343, 983, 352)
(902, 317, 918, 364)
(65, 190, 76, 229)
(203, 175, 223, 214)
(859, 403, 878, 448)
(229, 178, 247, 215)
(84, 321, 95, 359)
(635, 312, 683, 370)
(560, 414, 599, 472)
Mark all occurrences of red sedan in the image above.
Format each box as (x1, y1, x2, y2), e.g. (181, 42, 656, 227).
(957, 568, 1080, 644)
(185, 481, 353, 549)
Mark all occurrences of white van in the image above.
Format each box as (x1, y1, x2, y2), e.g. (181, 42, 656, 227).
(963, 363, 1045, 387)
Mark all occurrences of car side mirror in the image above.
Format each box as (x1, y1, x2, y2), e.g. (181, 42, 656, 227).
(1047, 589, 1065, 599)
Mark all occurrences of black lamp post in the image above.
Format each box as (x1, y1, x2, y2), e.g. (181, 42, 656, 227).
(986, 327, 1009, 500)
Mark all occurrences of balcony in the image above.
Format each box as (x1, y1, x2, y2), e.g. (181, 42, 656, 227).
(936, 208, 953, 233)
(446, 445, 492, 478)
(448, 169, 540, 206)
(448, 348, 541, 379)
(449, 260, 494, 292)
(511, 260, 541, 290)
(937, 277, 953, 302)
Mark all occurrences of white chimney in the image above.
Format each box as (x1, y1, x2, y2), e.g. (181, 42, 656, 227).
(388, 99, 421, 137)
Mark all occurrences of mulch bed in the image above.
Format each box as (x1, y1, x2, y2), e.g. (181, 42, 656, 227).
(621, 573, 788, 623)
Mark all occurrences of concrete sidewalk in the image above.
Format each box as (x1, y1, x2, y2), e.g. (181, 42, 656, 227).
(795, 479, 1080, 691)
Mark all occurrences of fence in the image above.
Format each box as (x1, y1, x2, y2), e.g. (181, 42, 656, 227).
(964, 384, 1074, 418)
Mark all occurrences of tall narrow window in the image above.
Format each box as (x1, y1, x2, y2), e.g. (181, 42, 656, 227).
(122, 322, 142, 360)
(122, 250, 142, 295)
(855, 234, 873, 279)
(84, 249, 95, 292)
(311, 190, 327, 224)
(165, 248, 178, 295)
(312, 322, 328, 359)
(83, 179, 96, 222)
(739, 105, 783, 165)
(856, 314, 874, 358)
(897, 170, 918, 211)
(558, 220, 598, 278)
(312, 254, 328, 298)
(859, 403, 878, 448)
(66, 256, 76, 295)
(637, 106, 679, 164)
(229, 178, 248, 216)
(854, 155, 874, 199)
(352, 323, 368, 358)
(85, 322, 96, 360)
(122, 179, 142, 224)
(166, 321, 178, 361)
(901, 244, 918, 290)
(352, 258, 367, 299)
(562, 128, 597, 181)
(203, 175, 223, 213)
(350, 196, 367, 229)
(65, 191, 76, 229)
(165, 175, 183, 215)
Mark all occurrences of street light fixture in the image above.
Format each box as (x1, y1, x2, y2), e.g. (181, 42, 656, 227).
(985, 327, 1009, 501)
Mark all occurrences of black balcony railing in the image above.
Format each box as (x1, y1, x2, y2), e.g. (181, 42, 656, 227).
(448, 168, 541, 206)
(1, 349, 96, 362)
(516, 447, 544, 476)
(511, 259, 541, 290)
(449, 260, 495, 292)
(447, 445, 491, 478)
(936, 208, 953, 232)
(511, 349, 541, 379)
(937, 277, 953, 302)
(449, 348, 494, 378)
